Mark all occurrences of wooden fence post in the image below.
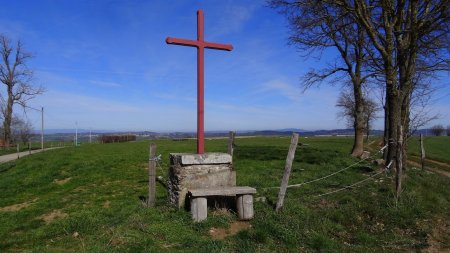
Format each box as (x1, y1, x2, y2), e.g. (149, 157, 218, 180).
(148, 143, 157, 207)
(420, 134, 425, 170)
(396, 126, 403, 200)
(275, 133, 299, 212)
(228, 131, 235, 156)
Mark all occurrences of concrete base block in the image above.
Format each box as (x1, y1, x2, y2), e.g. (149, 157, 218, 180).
(191, 197, 207, 222)
(236, 194, 254, 220)
(168, 152, 235, 207)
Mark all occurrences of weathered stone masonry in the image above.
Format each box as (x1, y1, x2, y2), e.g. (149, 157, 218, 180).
(168, 153, 236, 207)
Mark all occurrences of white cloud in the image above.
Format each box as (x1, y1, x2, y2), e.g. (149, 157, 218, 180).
(259, 79, 301, 101)
(209, 3, 259, 38)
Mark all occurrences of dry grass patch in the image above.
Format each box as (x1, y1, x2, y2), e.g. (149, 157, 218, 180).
(109, 236, 127, 246)
(209, 221, 252, 240)
(102, 200, 111, 208)
(54, 177, 71, 185)
(39, 209, 68, 224)
(424, 218, 450, 253)
(0, 198, 38, 212)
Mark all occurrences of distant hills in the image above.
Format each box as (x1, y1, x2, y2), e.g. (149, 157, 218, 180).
(32, 128, 441, 142)
(31, 128, 384, 142)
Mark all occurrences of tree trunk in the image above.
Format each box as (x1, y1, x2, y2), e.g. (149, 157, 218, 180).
(383, 101, 389, 161)
(400, 91, 411, 168)
(351, 81, 365, 157)
(398, 52, 416, 170)
(3, 87, 14, 147)
(395, 125, 403, 200)
(385, 67, 399, 169)
(366, 119, 370, 142)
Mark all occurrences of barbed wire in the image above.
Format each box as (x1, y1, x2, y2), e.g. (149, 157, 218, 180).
(313, 170, 385, 197)
(313, 161, 392, 198)
(263, 144, 387, 190)
(149, 154, 166, 176)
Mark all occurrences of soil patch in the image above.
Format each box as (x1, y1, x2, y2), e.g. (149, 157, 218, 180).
(109, 236, 127, 246)
(0, 202, 31, 212)
(54, 177, 71, 185)
(423, 218, 450, 253)
(103, 200, 111, 208)
(39, 210, 68, 224)
(209, 221, 252, 240)
(0, 198, 38, 212)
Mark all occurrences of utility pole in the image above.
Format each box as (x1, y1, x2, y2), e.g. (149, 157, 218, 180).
(41, 107, 44, 150)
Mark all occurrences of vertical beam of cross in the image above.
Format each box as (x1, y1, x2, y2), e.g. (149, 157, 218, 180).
(166, 10, 233, 154)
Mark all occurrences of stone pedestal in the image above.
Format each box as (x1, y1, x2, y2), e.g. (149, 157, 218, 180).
(168, 153, 236, 207)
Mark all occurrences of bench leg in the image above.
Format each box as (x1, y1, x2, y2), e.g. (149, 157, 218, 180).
(236, 194, 254, 220)
(191, 197, 207, 222)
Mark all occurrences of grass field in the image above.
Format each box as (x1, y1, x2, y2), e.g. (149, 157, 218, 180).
(0, 136, 449, 252)
(407, 136, 450, 172)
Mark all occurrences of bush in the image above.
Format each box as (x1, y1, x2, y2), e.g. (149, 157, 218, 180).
(98, 135, 136, 143)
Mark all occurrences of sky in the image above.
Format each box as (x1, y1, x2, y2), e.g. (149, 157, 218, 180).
(0, 0, 449, 132)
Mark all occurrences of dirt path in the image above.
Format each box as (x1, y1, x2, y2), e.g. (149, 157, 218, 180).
(407, 160, 450, 178)
(410, 155, 450, 169)
(0, 147, 63, 164)
(364, 143, 450, 178)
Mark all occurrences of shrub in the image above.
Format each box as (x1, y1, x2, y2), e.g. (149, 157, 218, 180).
(98, 135, 136, 143)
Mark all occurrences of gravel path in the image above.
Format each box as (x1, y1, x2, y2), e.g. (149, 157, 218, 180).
(0, 147, 63, 164)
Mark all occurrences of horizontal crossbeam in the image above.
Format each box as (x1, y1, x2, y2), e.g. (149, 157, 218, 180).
(166, 37, 233, 51)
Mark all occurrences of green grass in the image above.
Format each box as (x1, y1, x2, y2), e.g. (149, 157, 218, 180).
(408, 136, 450, 164)
(407, 136, 450, 172)
(0, 137, 449, 252)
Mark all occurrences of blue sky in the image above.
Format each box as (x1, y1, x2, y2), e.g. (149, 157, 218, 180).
(0, 0, 448, 132)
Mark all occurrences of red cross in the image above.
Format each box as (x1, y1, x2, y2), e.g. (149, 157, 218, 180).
(166, 9, 233, 154)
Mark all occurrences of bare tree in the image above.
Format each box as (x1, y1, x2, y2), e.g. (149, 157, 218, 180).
(336, 90, 380, 142)
(0, 34, 44, 147)
(271, 1, 449, 200)
(334, 1, 450, 172)
(11, 116, 33, 145)
(270, 0, 379, 157)
(363, 96, 379, 141)
(336, 91, 356, 128)
(430, 124, 444, 136)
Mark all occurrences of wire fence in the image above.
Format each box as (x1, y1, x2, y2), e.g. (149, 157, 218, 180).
(263, 144, 387, 190)
(149, 143, 390, 199)
(313, 161, 392, 198)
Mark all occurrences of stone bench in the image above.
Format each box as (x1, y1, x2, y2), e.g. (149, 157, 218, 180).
(188, 186, 257, 222)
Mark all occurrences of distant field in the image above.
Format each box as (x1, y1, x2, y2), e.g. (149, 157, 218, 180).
(408, 136, 450, 164)
(0, 136, 449, 252)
